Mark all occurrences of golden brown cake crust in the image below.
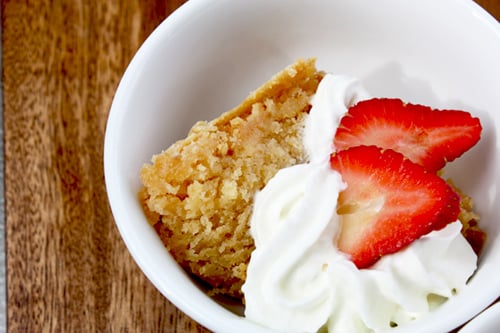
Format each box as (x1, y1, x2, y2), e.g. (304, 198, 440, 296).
(140, 59, 324, 298)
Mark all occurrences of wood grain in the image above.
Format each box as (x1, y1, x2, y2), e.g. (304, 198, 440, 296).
(2, 0, 209, 332)
(1, 1, 498, 333)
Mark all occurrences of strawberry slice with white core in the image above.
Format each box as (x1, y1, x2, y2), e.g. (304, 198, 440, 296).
(330, 145, 461, 269)
(334, 98, 482, 172)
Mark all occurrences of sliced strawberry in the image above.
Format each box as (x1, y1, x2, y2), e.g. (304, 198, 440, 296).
(330, 145, 461, 268)
(334, 98, 482, 172)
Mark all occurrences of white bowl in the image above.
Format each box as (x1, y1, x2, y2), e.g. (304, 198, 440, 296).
(459, 301, 500, 333)
(104, 0, 500, 332)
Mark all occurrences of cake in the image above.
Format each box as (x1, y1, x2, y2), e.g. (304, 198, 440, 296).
(140, 59, 324, 298)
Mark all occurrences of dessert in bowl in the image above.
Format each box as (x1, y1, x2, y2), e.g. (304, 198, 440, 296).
(104, 0, 500, 332)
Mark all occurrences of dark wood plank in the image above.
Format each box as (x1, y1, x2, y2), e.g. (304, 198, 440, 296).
(2, 0, 209, 332)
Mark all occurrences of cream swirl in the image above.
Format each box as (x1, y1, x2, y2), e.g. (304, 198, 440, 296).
(242, 74, 478, 333)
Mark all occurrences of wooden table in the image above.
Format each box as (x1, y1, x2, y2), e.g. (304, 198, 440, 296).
(2, 1, 499, 332)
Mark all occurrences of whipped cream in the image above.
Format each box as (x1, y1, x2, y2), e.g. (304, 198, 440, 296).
(242, 74, 478, 333)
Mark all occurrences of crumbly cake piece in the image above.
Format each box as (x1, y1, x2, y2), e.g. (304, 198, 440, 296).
(140, 59, 324, 298)
(447, 179, 486, 255)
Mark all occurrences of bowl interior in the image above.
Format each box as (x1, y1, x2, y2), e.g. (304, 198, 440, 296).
(104, 0, 500, 332)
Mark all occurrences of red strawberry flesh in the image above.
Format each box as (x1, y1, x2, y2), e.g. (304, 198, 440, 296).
(330, 145, 461, 268)
(334, 98, 482, 172)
